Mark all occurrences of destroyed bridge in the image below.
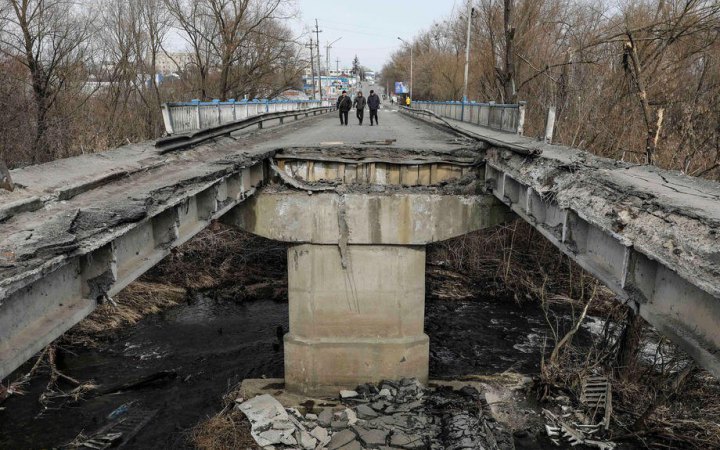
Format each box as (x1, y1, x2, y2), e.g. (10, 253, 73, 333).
(1, 100, 718, 395)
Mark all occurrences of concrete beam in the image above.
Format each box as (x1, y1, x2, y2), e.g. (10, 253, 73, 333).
(224, 191, 513, 245)
(0, 163, 267, 380)
(486, 161, 720, 377)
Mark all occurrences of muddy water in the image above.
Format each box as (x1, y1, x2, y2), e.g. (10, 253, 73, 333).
(0, 294, 585, 449)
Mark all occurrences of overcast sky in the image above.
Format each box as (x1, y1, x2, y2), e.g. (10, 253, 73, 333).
(290, 0, 462, 71)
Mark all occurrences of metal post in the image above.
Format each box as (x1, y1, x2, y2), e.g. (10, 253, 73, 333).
(160, 103, 174, 135)
(410, 45, 413, 102)
(544, 106, 556, 143)
(326, 37, 342, 78)
(517, 101, 526, 135)
(461, 0, 473, 122)
(196, 102, 201, 130)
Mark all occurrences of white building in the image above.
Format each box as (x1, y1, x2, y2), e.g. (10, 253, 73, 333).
(155, 51, 193, 74)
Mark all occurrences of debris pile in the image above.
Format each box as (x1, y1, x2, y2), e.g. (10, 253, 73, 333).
(236, 378, 514, 450)
(542, 375, 616, 449)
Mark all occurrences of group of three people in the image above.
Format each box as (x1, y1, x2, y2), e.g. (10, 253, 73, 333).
(336, 90, 381, 126)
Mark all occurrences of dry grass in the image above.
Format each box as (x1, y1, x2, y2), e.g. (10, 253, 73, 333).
(64, 222, 288, 347)
(192, 382, 260, 450)
(192, 408, 260, 450)
(429, 220, 615, 310)
(64, 281, 185, 346)
(146, 221, 287, 292)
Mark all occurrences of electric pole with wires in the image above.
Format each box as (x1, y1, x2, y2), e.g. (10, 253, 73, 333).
(306, 39, 316, 100)
(314, 19, 323, 100)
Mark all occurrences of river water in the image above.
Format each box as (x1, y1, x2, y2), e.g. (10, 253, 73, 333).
(0, 293, 586, 448)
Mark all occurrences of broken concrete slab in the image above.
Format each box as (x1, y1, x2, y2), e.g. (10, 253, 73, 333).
(310, 425, 330, 445)
(327, 429, 357, 450)
(340, 390, 358, 399)
(237, 394, 294, 447)
(354, 425, 389, 446)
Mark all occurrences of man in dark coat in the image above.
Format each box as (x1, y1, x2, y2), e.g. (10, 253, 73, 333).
(336, 90, 352, 125)
(353, 91, 367, 125)
(367, 90, 381, 126)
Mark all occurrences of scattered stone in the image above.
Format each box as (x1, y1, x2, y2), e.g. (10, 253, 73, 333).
(355, 384, 379, 398)
(337, 440, 362, 450)
(258, 428, 297, 447)
(241, 379, 514, 450)
(328, 429, 357, 450)
(371, 400, 388, 411)
(354, 425, 389, 446)
(356, 404, 379, 419)
(339, 408, 358, 425)
(390, 431, 425, 448)
(318, 408, 334, 427)
(296, 430, 318, 449)
(310, 425, 330, 445)
(340, 390, 359, 399)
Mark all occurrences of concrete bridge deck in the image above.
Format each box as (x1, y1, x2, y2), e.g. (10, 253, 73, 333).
(1, 102, 719, 387)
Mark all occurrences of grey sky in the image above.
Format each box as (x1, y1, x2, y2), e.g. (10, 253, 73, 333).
(291, 0, 461, 72)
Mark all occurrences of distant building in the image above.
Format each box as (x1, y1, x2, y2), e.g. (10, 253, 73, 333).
(302, 75, 357, 99)
(155, 51, 193, 74)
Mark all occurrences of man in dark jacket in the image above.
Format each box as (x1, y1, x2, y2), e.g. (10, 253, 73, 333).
(353, 91, 367, 125)
(336, 90, 352, 125)
(367, 90, 381, 126)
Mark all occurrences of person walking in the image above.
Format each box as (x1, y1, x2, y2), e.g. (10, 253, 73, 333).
(353, 91, 366, 125)
(405, 96, 411, 107)
(336, 90, 352, 125)
(367, 90, 381, 126)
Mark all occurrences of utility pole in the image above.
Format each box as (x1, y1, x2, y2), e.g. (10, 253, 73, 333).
(336, 58, 340, 72)
(306, 39, 316, 100)
(314, 19, 323, 100)
(462, 0, 474, 120)
(326, 37, 342, 77)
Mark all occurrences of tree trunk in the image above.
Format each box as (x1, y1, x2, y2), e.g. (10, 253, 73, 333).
(503, 0, 516, 103)
(30, 74, 50, 163)
(616, 308, 644, 378)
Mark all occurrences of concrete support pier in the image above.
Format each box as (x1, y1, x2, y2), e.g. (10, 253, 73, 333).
(226, 190, 512, 395)
(285, 244, 428, 394)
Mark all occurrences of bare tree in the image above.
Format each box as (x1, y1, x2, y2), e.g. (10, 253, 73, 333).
(0, 0, 92, 163)
(164, 0, 216, 100)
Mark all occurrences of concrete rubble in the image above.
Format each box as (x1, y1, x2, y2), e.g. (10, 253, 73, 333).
(235, 378, 514, 450)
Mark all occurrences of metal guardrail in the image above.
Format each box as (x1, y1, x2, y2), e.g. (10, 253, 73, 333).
(161, 99, 332, 135)
(412, 101, 526, 134)
(400, 105, 541, 156)
(155, 106, 335, 154)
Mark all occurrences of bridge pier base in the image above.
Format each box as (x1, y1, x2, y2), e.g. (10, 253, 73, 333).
(285, 243, 428, 395)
